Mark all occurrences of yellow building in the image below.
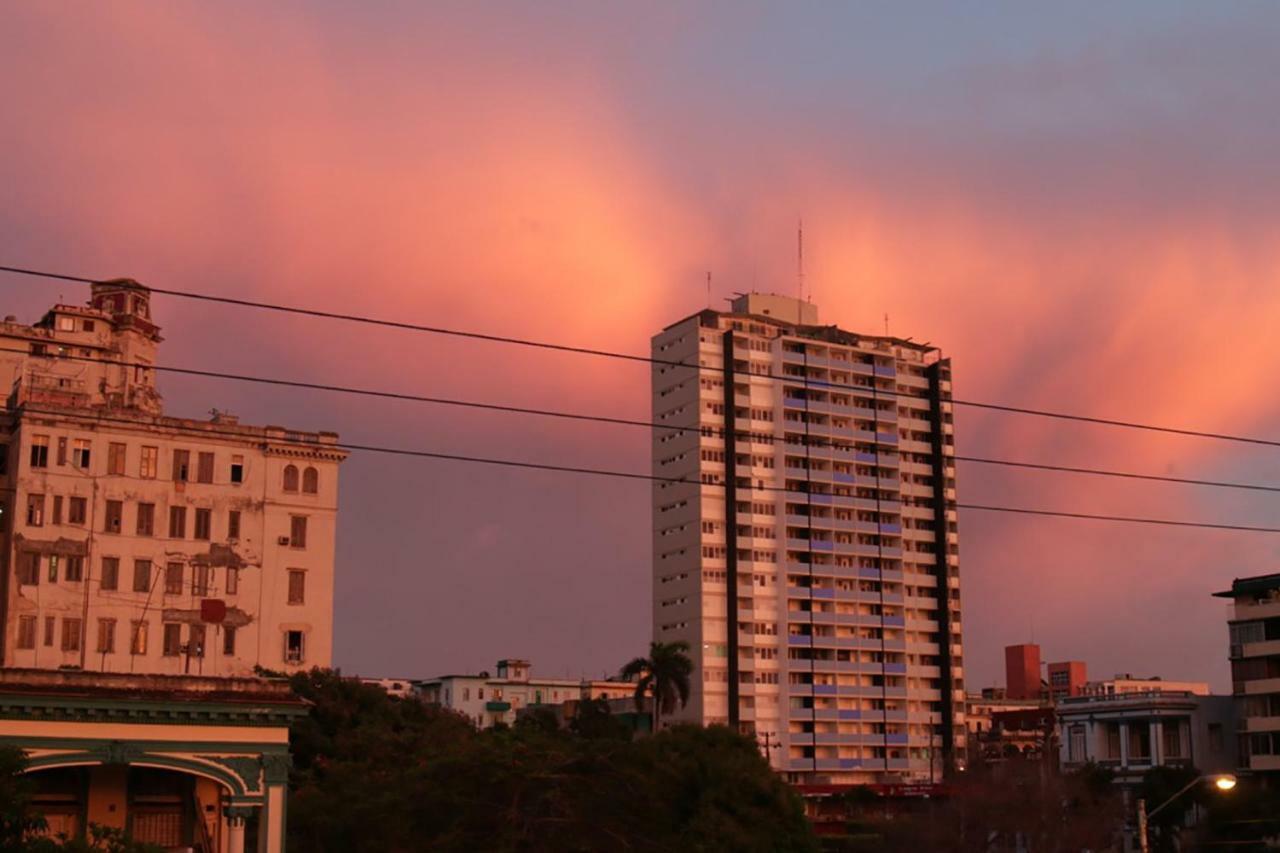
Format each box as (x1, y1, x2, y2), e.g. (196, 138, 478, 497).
(0, 668, 303, 852)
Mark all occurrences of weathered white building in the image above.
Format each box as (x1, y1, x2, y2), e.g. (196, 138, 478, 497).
(0, 278, 346, 677)
(416, 658, 635, 728)
(651, 293, 964, 786)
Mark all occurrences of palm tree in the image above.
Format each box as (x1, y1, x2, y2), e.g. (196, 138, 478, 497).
(620, 640, 693, 732)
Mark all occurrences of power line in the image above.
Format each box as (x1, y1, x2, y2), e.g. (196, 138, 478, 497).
(9, 344, 1280, 496)
(9, 263, 1280, 449)
(959, 504, 1280, 534)
(7, 403, 1280, 534)
(954, 456, 1280, 494)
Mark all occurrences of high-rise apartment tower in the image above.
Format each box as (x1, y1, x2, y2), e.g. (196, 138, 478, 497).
(651, 293, 964, 785)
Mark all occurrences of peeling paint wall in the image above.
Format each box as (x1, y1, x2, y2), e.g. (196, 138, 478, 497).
(0, 285, 345, 678)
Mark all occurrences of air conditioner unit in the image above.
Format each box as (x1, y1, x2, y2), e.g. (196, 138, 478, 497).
(277, 536, 291, 546)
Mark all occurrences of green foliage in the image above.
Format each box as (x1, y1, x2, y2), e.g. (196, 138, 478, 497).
(0, 745, 47, 849)
(619, 640, 694, 728)
(285, 668, 816, 853)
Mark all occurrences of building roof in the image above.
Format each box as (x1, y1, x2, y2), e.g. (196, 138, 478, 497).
(1212, 573, 1280, 598)
(0, 668, 305, 708)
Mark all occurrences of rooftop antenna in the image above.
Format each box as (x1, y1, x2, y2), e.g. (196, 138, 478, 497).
(706, 270, 712, 308)
(797, 218, 805, 303)
(796, 218, 806, 324)
(884, 313, 889, 336)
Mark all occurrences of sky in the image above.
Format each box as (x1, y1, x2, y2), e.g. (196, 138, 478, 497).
(3, 2, 1280, 691)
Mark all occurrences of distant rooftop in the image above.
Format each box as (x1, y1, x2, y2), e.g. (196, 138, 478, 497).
(1213, 573, 1280, 598)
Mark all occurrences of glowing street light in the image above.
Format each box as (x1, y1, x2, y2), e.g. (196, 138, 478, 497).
(1138, 773, 1238, 853)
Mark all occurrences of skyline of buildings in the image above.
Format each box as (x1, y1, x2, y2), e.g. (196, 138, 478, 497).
(649, 292, 963, 785)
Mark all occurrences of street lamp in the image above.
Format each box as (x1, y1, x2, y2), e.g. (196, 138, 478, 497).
(1137, 774, 1237, 853)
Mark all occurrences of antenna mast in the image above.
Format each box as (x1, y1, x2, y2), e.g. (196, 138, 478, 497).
(797, 219, 805, 304)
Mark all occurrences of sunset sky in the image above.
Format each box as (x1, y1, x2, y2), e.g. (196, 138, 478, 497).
(4, 2, 1280, 689)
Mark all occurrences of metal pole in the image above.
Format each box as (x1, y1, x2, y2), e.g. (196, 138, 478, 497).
(1137, 797, 1149, 853)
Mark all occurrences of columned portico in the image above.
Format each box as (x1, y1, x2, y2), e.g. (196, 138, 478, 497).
(0, 669, 305, 852)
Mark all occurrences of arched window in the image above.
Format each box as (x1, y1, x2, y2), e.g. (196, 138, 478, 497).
(282, 464, 299, 492)
(302, 466, 319, 495)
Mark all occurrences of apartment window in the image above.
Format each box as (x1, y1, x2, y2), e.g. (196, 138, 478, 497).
(194, 508, 211, 540)
(15, 552, 36, 585)
(226, 567, 239, 595)
(189, 624, 207, 658)
(65, 555, 84, 583)
(52, 496, 63, 525)
(230, 455, 244, 484)
(16, 616, 36, 650)
(96, 618, 116, 654)
(302, 467, 319, 494)
(108, 442, 127, 475)
(288, 569, 306, 605)
(137, 502, 155, 536)
(133, 559, 152, 593)
(163, 623, 182, 657)
(130, 620, 149, 655)
(30, 435, 49, 468)
(101, 557, 119, 591)
(72, 439, 92, 469)
(26, 494, 44, 527)
(140, 446, 158, 478)
(43, 616, 55, 647)
(223, 625, 237, 656)
(290, 515, 308, 549)
(104, 500, 122, 533)
(284, 630, 305, 664)
(61, 618, 82, 652)
(197, 452, 214, 484)
(283, 464, 299, 492)
(165, 562, 184, 595)
(193, 565, 211, 597)
(0, 444, 7, 475)
(1163, 725, 1182, 758)
(169, 506, 186, 538)
(173, 449, 190, 482)
(47, 554, 58, 583)
(68, 497, 86, 525)
(228, 510, 241, 539)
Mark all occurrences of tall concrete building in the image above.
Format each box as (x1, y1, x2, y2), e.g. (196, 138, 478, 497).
(0, 279, 347, 677)
(651, 293, 964, 785)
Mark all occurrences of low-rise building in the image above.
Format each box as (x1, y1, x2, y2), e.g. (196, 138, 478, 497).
(1214, 573, 1280, 776)
(1057, 689, 1234, 785)
(965, 691, 1051, 765)
(1080, 675, 1210, 698)
(0, 668, 303, 852)
(415, 659, 635, 728)
(359, 677, 415, 699)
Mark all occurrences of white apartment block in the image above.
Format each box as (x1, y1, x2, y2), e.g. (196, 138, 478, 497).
(651, 293, 964, 785)
(415, 659, 635, 728)
(0, 279, 346, 677)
